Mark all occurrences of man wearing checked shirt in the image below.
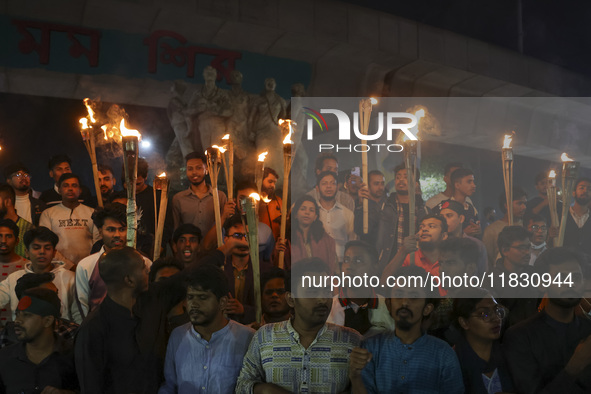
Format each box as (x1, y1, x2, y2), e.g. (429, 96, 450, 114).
(236, 258, 362, 393)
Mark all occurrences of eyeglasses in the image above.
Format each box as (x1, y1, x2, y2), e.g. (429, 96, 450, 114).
(229, 232, 247, 240)
(264, 288, 286, 296)
(530, 225, 547, 232)
(12, 172, 31, 179)
(470, 306, 506, 322)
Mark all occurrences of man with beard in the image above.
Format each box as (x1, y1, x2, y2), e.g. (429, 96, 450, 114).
(259, 167, 281, 240)
(504, 247, 591, 393)
(375, 163, 428, 269)
(0, 184, 34, 258)
(0, 287, 78, 393)
(160, 263, 254, 394)
(172, 152, 227, 238)
(257, 268, 291, 326)
(327, 241, 395, 337)
(355, 170, 387, 246)
(39, 154, 94, 208)
(221, 214, 271, 325)
(564, 177, 591, 258)
(307, 153, 355, 212)
(492, 225, 539, 327)
(75, 203, 152, 318)
(171, 223, 202, 267)
(316, 171, 356, 262)
(97, 164, 117, 204)
(382, 214, 448, 283)
(4, 163, 46, 226)
(236, 258, 362, 393)
(0, 219, 29, 323)
(349, 265, 463, 393)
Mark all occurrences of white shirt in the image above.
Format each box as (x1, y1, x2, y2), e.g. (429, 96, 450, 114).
(570, 206, 590, 229)
(317, 201, 356, 261)
(15, 195, 32, 224)
(39, 203, 100, 265)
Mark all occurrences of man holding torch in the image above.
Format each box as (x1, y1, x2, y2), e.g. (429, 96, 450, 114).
(563, 177, 591, 258)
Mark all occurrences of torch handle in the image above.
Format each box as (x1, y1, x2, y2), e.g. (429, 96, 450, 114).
(228, 143, 234, 200)
(557, 179, 574, 247)
(122, 137, 139, 248)
(153, 184, 168, 260)
(212, 187, 223, 247)
(89, 135, 103, 208)
(278, 154, 292, 269)
(244, 199, 262, 324)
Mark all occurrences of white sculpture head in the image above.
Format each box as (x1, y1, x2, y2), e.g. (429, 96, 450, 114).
(264, 78, 276, 92)
(203, 66, 218, 83)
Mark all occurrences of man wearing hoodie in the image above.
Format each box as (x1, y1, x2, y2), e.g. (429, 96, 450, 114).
(0, 226, 79, 323)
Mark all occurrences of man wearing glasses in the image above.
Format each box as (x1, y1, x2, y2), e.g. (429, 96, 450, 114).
(221, 214, 271, 325)
(524, 213, 550, 265)
(3, 163, 46, 226)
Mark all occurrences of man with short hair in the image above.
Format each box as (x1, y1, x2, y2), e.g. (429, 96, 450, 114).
(171, 152, 227, 237)
(39, 154, 94, 208)
(525, 170, 559, 225)
(39, 173, 99, 266)
(482, 186, 528, 265)
(504, 248, 591, 393)
(327, 240, 395, 336)
(307, 153, 355, 211)
(349, 266, 463, 393)
(236, 258, 362, 393)
(426, 162, 467, 209)
(171, 223, 202, 267)
(259, 268, 291, 325)
(4, 162, 46, 226)
(355, 170, 387, 245)
(564, 177, 591, 258)
(375, 163, 428, 269)
(434, 200, 488, 274)
(159, 264, 255, 394)
(450, 168, 480, 237)
(525, 213, 549, 265)
(0, 184, 34, 258)
(0, 227, 79, 323)
(0, 288, 78, 393)
(259, 167, 282, 240)
(0, 219, 29, 324)
(315, 171, 356, 262)
(97, 164, 117, 203)
(75, 202, 151, 318)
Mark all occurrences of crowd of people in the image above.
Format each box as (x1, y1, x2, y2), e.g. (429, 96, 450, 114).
(0, 150, 589, 393)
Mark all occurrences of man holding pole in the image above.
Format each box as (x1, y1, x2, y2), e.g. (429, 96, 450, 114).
(563, 177, 591, 258)
(258, 167, 282, 241)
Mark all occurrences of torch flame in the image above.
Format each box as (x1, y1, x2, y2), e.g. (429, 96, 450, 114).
(281, 119, 294, 144)
(262, 196, 271, 203)
(278, 119, 285, 125)
(502, 134, 513, 149)
(119, 119, 141, 139)
(370, 97, 378, 105)
(157, 172, 167, 178)
(83, 98, 96, 124)
(249, 193, 261, 201)
(222, 134, 230, 140)
(549, 170, 557, 178)
(258, 152, 268, 162)
(561, 153, 574, 162)
(101, 125, 108, 140)
(79, 118, 89, 130)
(212, 144, 226, 153)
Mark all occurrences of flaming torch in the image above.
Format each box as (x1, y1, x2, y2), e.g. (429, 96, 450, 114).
(278, 119, 297, 269)
(241, 192, 262, 323)
(205, 147, 224, 247)
(547, 170, 559, 231)
(222, 134, 234, 200)
(255, 151, 268, 195)
(79, 98, 104, 207)
(120, 119, 141, 247)
(502, 133, 515, 225)
(359, 98, 378, 234)
(153, 172, 169, 260)
(557, 153, 579, 246)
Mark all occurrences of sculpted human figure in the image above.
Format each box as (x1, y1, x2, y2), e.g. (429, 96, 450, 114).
(167, 80, 194, 159)
(249, 78, 287, 184)
(287, 83, 309, 198)
(227, 70, 256, 182)
(186, 66, 232, 153)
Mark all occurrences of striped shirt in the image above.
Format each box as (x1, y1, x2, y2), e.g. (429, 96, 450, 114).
(15, 217, 33, 259)
(236, 319, 361, 393)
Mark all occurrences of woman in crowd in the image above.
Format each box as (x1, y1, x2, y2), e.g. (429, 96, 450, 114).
(452, 288, 514, 394)
(275, 195, 337, 273)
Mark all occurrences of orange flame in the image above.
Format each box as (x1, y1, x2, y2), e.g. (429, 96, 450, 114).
(561, 153, 574, 162)
(503, 134, 513, 149)
(370, 97, 378, 105)
(262, 196, 271, 203)
(79, 118, 89, 130)
(212, 144, 226, 153)
(258, 152, 268, 162)
(119, 119, 141, 139)
(549, 170, 556, 178)
(280, 119, 295, 144)
(83, 98, 96, 124)
(249, 192, 261, 201)
(101, 125, 108, 140)
(222, 134, 230, 140)
(157, 172, 167, 178)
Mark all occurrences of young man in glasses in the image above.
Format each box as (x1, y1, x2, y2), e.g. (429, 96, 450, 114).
(3, 163, 46, 227)
(221, 214, 271, 325)
(524, 213, 550, 266)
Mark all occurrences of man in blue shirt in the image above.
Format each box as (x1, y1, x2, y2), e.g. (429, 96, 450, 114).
(349, 265, 464, 394)
(159, 263, 254, 394)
